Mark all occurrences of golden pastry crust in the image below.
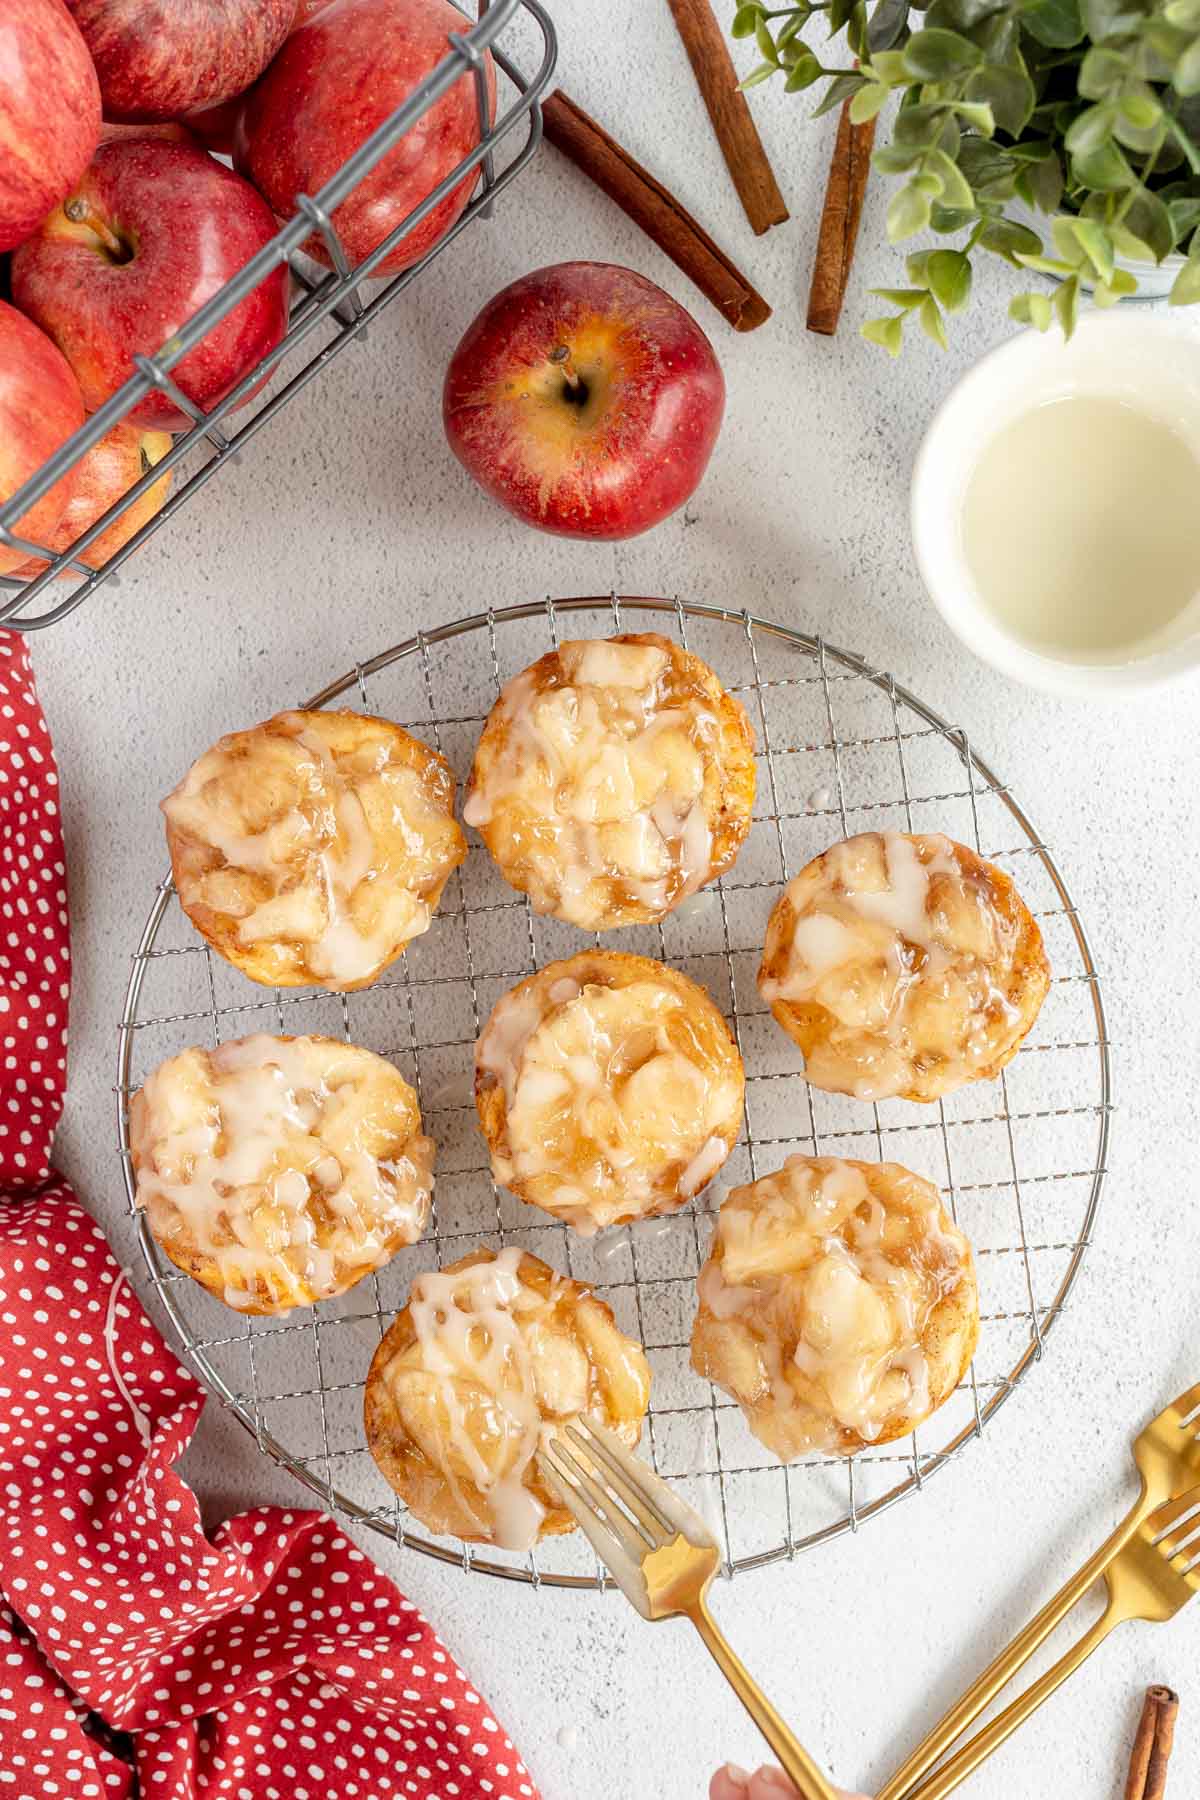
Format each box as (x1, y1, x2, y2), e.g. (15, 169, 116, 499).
(463, 633, 755, 929)
(475, 950, 745, 1234)
(691, 1155, 978, 1458)
(758, 831, 1050, 1103)
(164, 708, 467, 992)
(130, 1033, 434, 1315)
(364, 1247, 652, 1548)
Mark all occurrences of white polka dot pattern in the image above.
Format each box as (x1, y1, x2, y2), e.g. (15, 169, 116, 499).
(0, 633, 540, 1800)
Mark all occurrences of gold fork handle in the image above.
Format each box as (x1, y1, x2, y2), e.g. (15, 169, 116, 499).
(687, 1598, 841, 1800)
(876, 1495, 1148, 1800)
(896, 1605, 1121, 1800)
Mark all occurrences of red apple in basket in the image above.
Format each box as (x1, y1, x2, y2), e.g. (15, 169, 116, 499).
(183, 0, 337, 154)
(9, 423, 173, 580)
(0, 0, 101, 252)
(65, 0, 297, 122)
(443, 262, 726, 540)
(235, 0, 496, 276)
(0, 303, 86, 577)
(11, 138, 290, 433)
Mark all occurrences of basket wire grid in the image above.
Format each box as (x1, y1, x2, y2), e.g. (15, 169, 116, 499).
(0, 0, 556, 633)
(117, 596, 1111, 1589)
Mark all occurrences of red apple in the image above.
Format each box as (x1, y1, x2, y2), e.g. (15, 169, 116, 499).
(180, 0, 335, 153)
(65, 0, 297, 122)
(443, 263, 726, 541)
(0, 0, 101, 253)
(9, 423, 173, 579)
(235, 0, 496, 276)
(0, 303, 86, 577)
(11, 138, 290, 433)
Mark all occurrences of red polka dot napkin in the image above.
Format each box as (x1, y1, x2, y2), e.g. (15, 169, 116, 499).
(0, 634, 540, 1800)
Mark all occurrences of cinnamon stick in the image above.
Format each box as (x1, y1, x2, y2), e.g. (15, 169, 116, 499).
(806, 102, 877, 336)
(664, 0, 789, 235)
(541, 89, 771, 332)
(1124, 1685, 1180, 1800)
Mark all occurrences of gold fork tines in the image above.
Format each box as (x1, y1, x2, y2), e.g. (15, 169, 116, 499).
(541, 1418, 839, 1800)
(879, 1381, 1200, 1800)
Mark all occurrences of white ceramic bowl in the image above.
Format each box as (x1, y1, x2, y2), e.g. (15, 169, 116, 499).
(911, 310, 1200, 696)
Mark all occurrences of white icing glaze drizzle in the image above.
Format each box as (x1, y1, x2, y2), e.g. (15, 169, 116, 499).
(477, 963, 740, 1232)
(761, 831, 1029, 1101)
(464, 638, 727, 929)
(163, 711, 463, 990)
(694, 1155, 974, 1456)
(131, 1034, 433, 1312)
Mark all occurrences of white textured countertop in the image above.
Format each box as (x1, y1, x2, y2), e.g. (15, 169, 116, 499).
(27, 2, 1200, 1794)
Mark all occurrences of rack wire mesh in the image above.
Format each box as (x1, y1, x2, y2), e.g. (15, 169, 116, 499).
(0, 0, 555, 633)
(116, 596, 1110, 1587)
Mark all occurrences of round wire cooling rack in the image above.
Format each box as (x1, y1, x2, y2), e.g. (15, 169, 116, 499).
(117, 595, 1111, 1589)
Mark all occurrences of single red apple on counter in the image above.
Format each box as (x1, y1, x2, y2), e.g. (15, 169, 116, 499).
(0, 303, 86, 577)
(443, 262, 726, 540)
(9, 423, 172, 579)
(0, 0, 101, 253)
(235, 0, 495, 276)
(12, 138, 290, 433)
(65, 0, 297, 121)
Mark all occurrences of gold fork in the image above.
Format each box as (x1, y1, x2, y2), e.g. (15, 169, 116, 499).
(540, 1416, 840, 1800)
(879, 1380, 1200, 1800)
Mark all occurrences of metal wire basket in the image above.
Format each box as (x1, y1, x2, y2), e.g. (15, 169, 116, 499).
(0, 0, 556, 634)
(117, 595, 1110, 1588)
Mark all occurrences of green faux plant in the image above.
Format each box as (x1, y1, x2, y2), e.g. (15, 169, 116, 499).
(732, 0, 1200, 350)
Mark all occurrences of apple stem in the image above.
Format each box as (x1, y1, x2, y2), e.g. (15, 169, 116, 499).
(548, 344, 583, 394)
(63, 195, 129, 263)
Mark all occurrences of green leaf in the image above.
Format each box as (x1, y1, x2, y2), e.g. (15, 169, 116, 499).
(1174, 36, 1200, 94)
(829, 0, 856, 29)
(868, 49, 909, 83)
(1014, 250, 1081, 273)
(776, 11, 811, 46)
(950, 100, 996, 134)
(1082, 0, 1142, 39)
(861, 315, 906, 354)
(1092, 267, 1138, 303)
(921, 246, 972, 308)
(1049, 216, 1089, 263)
(866, 0, 912, 52)
(1070, 136, 1135, 189)
(926, 0, 1007, 26)
(1009, 290, 1055, 328)
(979, 216, 1044, 262)
(1169, 249, 1200, 301)
(1108, 219, 1159, 259)
(893, 102, 950, 149)
(905, 248, 936, 283)
(1078, 47, 1130, 99)
(1120, 88, 1163, 129)
(1054, 273, 1080, 337)
(755, 16, 781, 62)
(957, 135, 1020, 197)
(785, 53, 823, 89)
(868, 286, 930, 306)
(1065, 101, 1118, 156)
(873, 142, 926, 171)
(903, 26, 984, 76)
(1020, 0, 1085, 46)
(738, 60, 778, 88)
(850, 82, 890, 122)
(930, 201, 979, 229)
(887, 180, 934, 239)
(1068, 216, 1117, 279)
(811, 71, 870, 116)
(1166, 0, 1200, 26)
(964, 60, 1036, 135)
(731, 3, 766, 37)
(919, 293, 949, 346)
(1028, 146, 1065, 211)
(1124, 185, 1175, 259)
(1168, 194, 1200, 242)
(922, 146, 975, 206)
